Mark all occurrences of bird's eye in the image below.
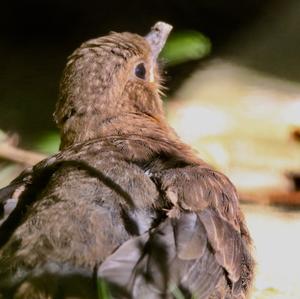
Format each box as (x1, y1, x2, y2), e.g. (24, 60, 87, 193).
(134, 63, 146, 79)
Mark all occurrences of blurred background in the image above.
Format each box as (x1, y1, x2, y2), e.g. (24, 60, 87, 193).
(1, 1, 300, 298)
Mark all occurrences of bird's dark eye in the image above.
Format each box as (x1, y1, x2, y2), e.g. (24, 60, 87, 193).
(135, 63, 146, 79)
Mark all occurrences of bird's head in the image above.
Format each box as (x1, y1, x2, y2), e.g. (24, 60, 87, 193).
(54, 22, 172, 148)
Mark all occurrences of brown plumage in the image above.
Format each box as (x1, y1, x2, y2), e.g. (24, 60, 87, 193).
(0, 22, 254, 299)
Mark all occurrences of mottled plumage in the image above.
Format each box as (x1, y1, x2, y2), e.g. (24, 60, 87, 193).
(0, 22, 254, 299)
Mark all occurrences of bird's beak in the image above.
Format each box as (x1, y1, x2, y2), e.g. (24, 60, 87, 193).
(145, 22, 172, 82)
(145, 21, 173, 61)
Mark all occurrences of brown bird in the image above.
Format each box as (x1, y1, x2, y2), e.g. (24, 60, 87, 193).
(0, 22, 254, 299)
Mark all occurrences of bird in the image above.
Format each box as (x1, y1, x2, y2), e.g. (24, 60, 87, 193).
(0, 22, 254, 299)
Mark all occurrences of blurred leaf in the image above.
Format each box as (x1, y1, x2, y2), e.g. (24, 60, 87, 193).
(0, 163, 23, 188)
(34, 131, 60, 154)
(0, 130, 7, 142)
(170, 285, 187, 299)
(161, 30, 211, 66)
(97, 279, 112, 299)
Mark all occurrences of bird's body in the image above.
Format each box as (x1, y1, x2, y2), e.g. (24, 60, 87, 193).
(0, 22, 254, 299)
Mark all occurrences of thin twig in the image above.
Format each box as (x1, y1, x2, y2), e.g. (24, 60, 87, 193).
(0, 142, 46, 166)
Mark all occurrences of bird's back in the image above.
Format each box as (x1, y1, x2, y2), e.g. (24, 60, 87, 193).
(1, 135, 254, 299)
(0, 138, 162, 298)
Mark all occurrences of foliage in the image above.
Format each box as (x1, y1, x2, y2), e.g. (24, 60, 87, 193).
(97, 279, 112, 299)
(34, 131, 60, 154)
(161, 30, 211, 66)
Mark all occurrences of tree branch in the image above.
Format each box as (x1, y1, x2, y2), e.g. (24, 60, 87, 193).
(0, 141, 46, 166)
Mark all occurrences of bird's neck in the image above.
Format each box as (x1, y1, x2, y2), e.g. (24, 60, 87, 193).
(59, 112, 178, 149)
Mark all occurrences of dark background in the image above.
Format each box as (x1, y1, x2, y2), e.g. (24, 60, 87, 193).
(1, 0, 299, 146)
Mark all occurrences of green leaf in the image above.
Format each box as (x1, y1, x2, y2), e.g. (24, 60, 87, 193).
(34, 131, 60, 154)
(97, 279, 112, 299)
(161, 30, 211, 66)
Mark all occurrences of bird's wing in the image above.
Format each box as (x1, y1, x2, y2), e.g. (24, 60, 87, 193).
(98, 210, 252, 299)
(157, 165, 254, 296)
(98, 165, 254, 299)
